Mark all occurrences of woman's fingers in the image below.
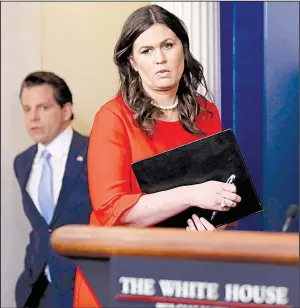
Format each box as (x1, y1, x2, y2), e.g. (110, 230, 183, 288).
(218, 197, 231, 211)
(198, 217, 215, 231)
(222, 190, 242, 203)
(186, 215, 216, 231)
(219, 196, 237, 208)
(191, 214, 206, 231)
(223, 183, 237, 193)
(187, 218, 198, 231)
(219, 185, 241, 210)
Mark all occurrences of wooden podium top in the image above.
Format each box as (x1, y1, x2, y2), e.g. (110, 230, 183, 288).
(51, 225, 299, 265)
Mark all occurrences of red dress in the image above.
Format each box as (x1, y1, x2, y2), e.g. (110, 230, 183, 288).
(73, 94, 222, 307)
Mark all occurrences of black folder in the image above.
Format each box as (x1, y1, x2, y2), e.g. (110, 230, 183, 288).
(131, 129, 263, 228)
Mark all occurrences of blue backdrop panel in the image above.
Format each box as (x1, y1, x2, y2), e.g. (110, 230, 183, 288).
(220, 2, 299, 231)
(263, 2, 299, 232)
(220, 2, 265, 230)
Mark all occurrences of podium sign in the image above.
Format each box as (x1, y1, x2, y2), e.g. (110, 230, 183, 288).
(50, 226, 299, 308)
(76, 256, 299, 308)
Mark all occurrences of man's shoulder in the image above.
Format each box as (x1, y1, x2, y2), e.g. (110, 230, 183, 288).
(69, 130, 90, 163)
(14, 144, 37, 168)
(73, 130, 89, 141)
(71, 130, 89, 149)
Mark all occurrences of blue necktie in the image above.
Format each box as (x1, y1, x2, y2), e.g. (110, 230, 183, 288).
(38, 150, 54, 282)
(38, 150, 54, 225)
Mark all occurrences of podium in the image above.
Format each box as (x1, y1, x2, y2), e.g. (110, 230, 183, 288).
(51, 226, 299, 308)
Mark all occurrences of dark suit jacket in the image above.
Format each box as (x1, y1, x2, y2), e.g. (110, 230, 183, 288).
(14, 130, 92, 308)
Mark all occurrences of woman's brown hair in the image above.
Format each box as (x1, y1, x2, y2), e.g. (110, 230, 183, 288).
(114, 4, 213, 137)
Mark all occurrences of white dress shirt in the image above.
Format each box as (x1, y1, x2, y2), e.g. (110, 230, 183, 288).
(26, 125, 73, 282)
(26, 125, 73, 213)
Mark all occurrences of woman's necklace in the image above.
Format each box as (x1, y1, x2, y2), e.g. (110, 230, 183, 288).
(150, 96, 179, 110)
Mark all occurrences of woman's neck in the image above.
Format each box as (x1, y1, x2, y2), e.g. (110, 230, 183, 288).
(146, 86, 178, 107)
(144, 86, 180, 122)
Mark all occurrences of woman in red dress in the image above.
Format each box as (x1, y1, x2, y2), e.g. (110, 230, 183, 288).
(74, 5, 241, 307)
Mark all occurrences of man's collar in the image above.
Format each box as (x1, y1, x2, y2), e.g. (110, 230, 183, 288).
(36, 125, 73, 161)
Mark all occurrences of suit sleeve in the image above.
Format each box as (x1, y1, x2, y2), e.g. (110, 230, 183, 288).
(87, 106, 144, 226)
(13, 155, 34, 278)
(13, 155, 20, 185)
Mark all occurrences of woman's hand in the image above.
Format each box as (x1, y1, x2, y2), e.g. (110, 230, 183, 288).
(186, 181, 242, 212)
(186, 214, 229, 231)
(186, 214, 216, 231)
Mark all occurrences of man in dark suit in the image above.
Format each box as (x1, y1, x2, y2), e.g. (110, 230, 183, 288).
(14, 71, 92, 308)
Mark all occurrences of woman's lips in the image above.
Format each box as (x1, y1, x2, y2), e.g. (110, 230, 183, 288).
(156, 70, 170, 78)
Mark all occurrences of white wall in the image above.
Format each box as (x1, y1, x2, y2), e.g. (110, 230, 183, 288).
(1, 3, 41, 307)
(41, 2, 147, 135)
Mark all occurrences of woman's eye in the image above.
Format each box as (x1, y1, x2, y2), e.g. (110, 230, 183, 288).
(142, 49, 151, 54)
(164, 43, 173, 49)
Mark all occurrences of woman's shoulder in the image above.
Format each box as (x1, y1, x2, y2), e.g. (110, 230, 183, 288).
(195, 96, 222, 131)
(97, 94, 124, 112)
(196, 96, 220, 114)
(95, 94, 132, 119)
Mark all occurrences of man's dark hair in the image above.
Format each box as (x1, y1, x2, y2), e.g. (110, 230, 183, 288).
(20, 71, 74, 120)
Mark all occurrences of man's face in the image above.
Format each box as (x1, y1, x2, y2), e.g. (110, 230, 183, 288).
(21, 84, 72, 145)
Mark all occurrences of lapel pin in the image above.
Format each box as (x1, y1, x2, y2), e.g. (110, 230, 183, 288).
(76, 155, 84, 162)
